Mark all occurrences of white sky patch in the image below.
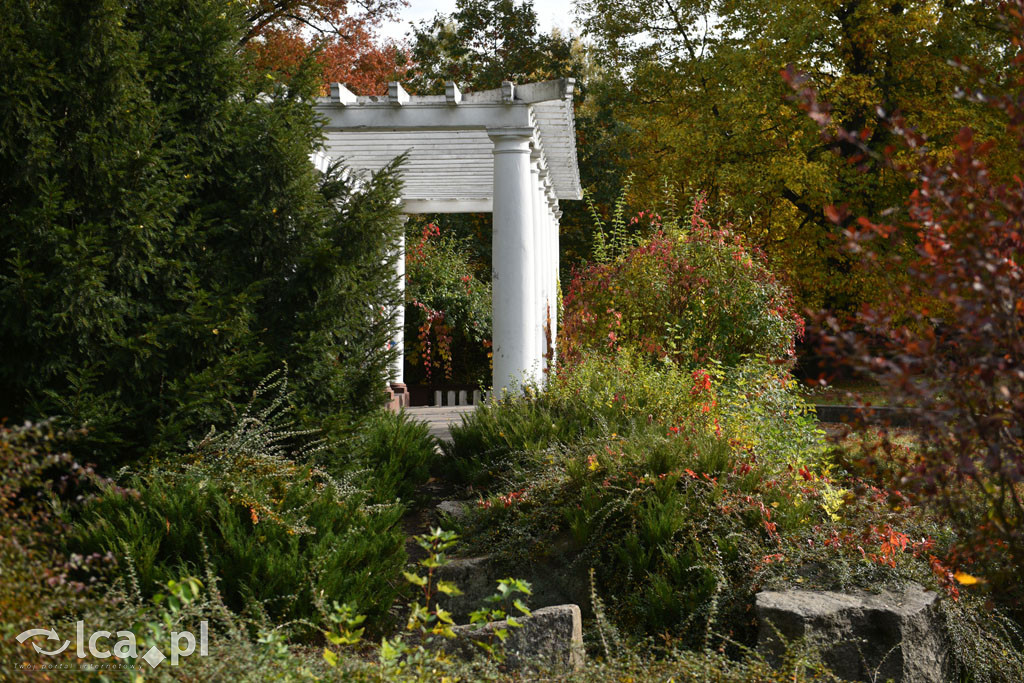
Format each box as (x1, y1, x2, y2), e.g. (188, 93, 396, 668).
(378, 0, 580, 43)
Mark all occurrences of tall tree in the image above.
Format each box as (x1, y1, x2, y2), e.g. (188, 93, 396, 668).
(577, 0, 1015, 311)
(242, 0, 410, 94)
(408, 0, 575, 92)
(0, 0, 405, 468)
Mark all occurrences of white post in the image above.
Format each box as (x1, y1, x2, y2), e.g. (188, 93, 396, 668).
(538, 171, 554, 375)
(489, 128, 537, 397)
(390, 223, 406, 385)
(550, 203, 561, 367)
(530, 153, 546, 385)
(388, 216, 409, 410)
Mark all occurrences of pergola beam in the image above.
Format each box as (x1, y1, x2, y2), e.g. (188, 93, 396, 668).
(402, 198, 492, 214)
(317, 103, 534, 133)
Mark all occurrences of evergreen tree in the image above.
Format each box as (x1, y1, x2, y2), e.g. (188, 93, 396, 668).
(0, 0, 404, 468)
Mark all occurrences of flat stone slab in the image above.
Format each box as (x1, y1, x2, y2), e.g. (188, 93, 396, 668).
(406, 406, 476, 442)
(450, 604, 584, 671)
(756, 583, 948, 682)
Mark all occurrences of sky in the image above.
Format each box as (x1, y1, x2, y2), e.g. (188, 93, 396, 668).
(377, 0, 580, 42)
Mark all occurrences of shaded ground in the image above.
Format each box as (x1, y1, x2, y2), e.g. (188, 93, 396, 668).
(402, 406, 476, 561)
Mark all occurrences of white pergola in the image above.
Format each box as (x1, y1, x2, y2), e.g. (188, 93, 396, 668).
(314, 78, 581, 399)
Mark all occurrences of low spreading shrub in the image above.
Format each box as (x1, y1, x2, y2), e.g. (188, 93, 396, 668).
(338, 409, 438, 503)
(445, 351, 823, 486)
(68, 374, 407, 629)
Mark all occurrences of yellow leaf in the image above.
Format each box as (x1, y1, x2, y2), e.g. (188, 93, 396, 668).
(954, 571, 982, 586)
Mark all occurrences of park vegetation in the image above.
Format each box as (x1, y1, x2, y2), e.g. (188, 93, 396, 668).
(1, 0, 1023, 680)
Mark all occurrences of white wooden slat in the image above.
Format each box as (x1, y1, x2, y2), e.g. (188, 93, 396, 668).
(316, 78, 582, 203)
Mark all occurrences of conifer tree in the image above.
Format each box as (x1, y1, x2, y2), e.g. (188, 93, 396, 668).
(0, 0, 404, 468)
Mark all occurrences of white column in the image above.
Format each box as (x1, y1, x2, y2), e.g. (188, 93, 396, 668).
(536, 168, 550, 380)
(530, 154, 546, 385)
(390, 217, 407, 385)
(550, 203, 561, 367)
(489, 128, 537, 396)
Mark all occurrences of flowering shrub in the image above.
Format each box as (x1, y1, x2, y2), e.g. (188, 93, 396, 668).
(561, 196, 804, 369)
(445, 350, 825, 490)
(405, 222, 492, 385)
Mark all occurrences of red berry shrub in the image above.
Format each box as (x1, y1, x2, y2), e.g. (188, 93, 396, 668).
(561, 196, 804, 369)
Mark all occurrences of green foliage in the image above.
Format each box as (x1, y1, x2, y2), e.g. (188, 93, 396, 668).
(574, 0, 1016, 312)
(73, 473, 406, 629)
(0, 421, 115, 669)
(0, 0, 405, 470)
(404, 222, 492, 385)
(457, 409, 824, 641)
(446, 350, 823, 487)
(562, 196, 804, 369)
(339, 409, 438, 503)
(323, 528, 532, 677)
(408, 0, 578, 93)
(68, 377, 407, 628)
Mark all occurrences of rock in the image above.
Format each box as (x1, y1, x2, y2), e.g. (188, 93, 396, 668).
(435, 499, 471, 525)
(756, 583, 949, 682)
(449, 604, 584, 671)
(435, 557, 494, 621)
(434, 553, 586, 623)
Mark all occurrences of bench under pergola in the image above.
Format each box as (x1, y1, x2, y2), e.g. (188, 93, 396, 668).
(314, 78, 581, 402)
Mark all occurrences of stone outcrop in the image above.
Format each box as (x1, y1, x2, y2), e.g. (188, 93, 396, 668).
(434, 556, 495, 621)
(756, 583, 949, 682)
(434, 552, 587, 623)
(448, 604, 584, 671)
(435, 499, 472, 526)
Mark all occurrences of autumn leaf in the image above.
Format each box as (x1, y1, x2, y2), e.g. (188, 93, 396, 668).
(953, 571, 982, 586)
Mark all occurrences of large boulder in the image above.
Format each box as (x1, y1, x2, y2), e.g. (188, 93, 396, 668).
(449, 604, 584, 671)
(756, 583, 949, 682)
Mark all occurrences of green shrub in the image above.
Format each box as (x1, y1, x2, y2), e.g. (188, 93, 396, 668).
(72, 472, 405, 628)
(336, 409, 438, 503)
(69, 375, 407, 629)
(404, 221, 492, 386)
(444, 351, 822, 486)
(440, 350, 840, 641)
